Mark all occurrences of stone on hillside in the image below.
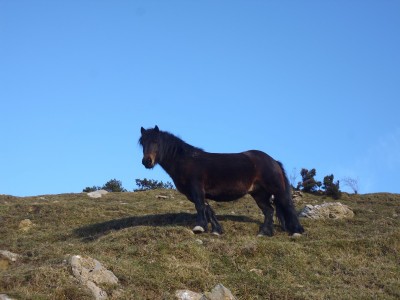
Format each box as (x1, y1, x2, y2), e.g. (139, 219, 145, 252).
(299, 202, 354, 220)
(69, 255, 118, 300)
(18, 219, 33, 232)
(176, 284, 236, 300)
(249, 268, 263, 276)
(175, 290, 206, 300)
(86, 281, 108, 300)
(0, 294, 16, 300)
(206, 284, 237, 300)
(292, 191, 303, 203)
(87, 190, 109, 198)
(291, 233, 302, 239)
(0, 250, 21, 271)
(0, 250, 21, 262)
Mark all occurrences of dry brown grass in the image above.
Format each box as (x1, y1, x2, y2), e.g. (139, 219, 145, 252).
(1, 191, 399, 299)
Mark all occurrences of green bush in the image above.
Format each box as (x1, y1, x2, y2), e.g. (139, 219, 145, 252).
(297, 168, 322, 193)
(83, 179, 127, 193)
(102, 179, 127, 192)
(135, 178, 174, 191)
(322, 174, 342, 199)
(82, 186, 101, 193)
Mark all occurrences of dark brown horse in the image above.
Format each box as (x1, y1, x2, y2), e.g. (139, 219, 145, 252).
(139, 126, 304, 236)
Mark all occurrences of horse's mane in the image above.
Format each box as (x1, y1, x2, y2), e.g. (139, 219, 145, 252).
(157, 130, 204, 161)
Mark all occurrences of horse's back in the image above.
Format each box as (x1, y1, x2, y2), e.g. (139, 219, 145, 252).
(200, 151, 257, 180)
(200, 150, 278, 182)
(242, 149, 274, 162)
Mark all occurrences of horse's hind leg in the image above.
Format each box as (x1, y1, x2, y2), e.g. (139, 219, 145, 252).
(205, 204, 223, 235)
(251, 191, 274, 236)
(274, 192, 304, 234)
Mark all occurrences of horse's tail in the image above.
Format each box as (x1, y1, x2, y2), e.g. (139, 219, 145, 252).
(275, 161, 304, 234)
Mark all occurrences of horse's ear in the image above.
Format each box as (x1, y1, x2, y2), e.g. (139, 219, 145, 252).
(141, 127, 145, 134)
(154, 125, 159, 132)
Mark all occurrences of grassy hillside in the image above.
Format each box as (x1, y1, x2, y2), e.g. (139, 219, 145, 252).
(1, 191, 399, 299)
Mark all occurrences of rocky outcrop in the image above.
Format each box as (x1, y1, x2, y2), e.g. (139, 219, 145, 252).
(299, 202, 354, 220)
(69, 255, 119, 300)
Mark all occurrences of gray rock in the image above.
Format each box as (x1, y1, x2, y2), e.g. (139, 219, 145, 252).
(0, 250, 21, 262)
(195, 239, 204, 245)
(291, 233, 302, 239)
(249, 268, 263, 275)
(176, 284, 236, 300)
(0, 251, 20, 271)
(175, 290, 206, 300)
(69, 255, 118, 300)
(87, 190, 109, 198)
(299, 202, 354, 220)
(0, 294, 16, 300)
(206, 284, 237, 300)
(86, 281, 108, 300)
(292, 191, 304, 203)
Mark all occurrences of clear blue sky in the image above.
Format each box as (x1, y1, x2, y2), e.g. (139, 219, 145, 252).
(1, 1, 399, 196)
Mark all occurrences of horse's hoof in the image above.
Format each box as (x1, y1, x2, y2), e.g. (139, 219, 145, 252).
(291, 233, 302, 238)
(192, 226, 205, 234)
(211, 231, 221, 236)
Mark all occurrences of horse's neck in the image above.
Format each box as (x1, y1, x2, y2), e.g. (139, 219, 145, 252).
(159, 158, 179, 180)
(158, 145, 188, 179)
(158, 138, 199, 178)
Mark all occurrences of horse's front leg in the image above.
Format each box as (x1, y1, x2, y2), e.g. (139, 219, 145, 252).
(188, 187, 209, 233)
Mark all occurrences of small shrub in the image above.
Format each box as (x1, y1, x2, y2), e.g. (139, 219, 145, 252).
(297, 168, 321, 193)
(135, 178, 174, 191)
(82, 186, 101, 193)
(102, 179, 127, 192)
(82, 179, 127, 193)
(322, 174, 342, 199)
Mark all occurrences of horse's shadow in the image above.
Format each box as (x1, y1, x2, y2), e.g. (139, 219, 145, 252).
(73, 212, 260, 241)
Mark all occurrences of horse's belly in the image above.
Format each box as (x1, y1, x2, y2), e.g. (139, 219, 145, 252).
(202, 158, 257, 201)
(205, 192, 247, 202)
(204, 185, 250, 202)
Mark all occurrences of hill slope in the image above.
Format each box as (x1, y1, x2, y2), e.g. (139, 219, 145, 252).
(1, 191, 399, 299)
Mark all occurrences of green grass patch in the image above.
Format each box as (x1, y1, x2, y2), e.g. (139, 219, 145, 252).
(1, 191, 399, 299)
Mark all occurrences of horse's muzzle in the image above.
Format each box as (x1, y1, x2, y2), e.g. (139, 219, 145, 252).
(142, 157, 155, 169)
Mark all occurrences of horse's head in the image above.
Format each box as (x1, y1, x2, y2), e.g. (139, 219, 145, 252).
(139, 125, 160, 169)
